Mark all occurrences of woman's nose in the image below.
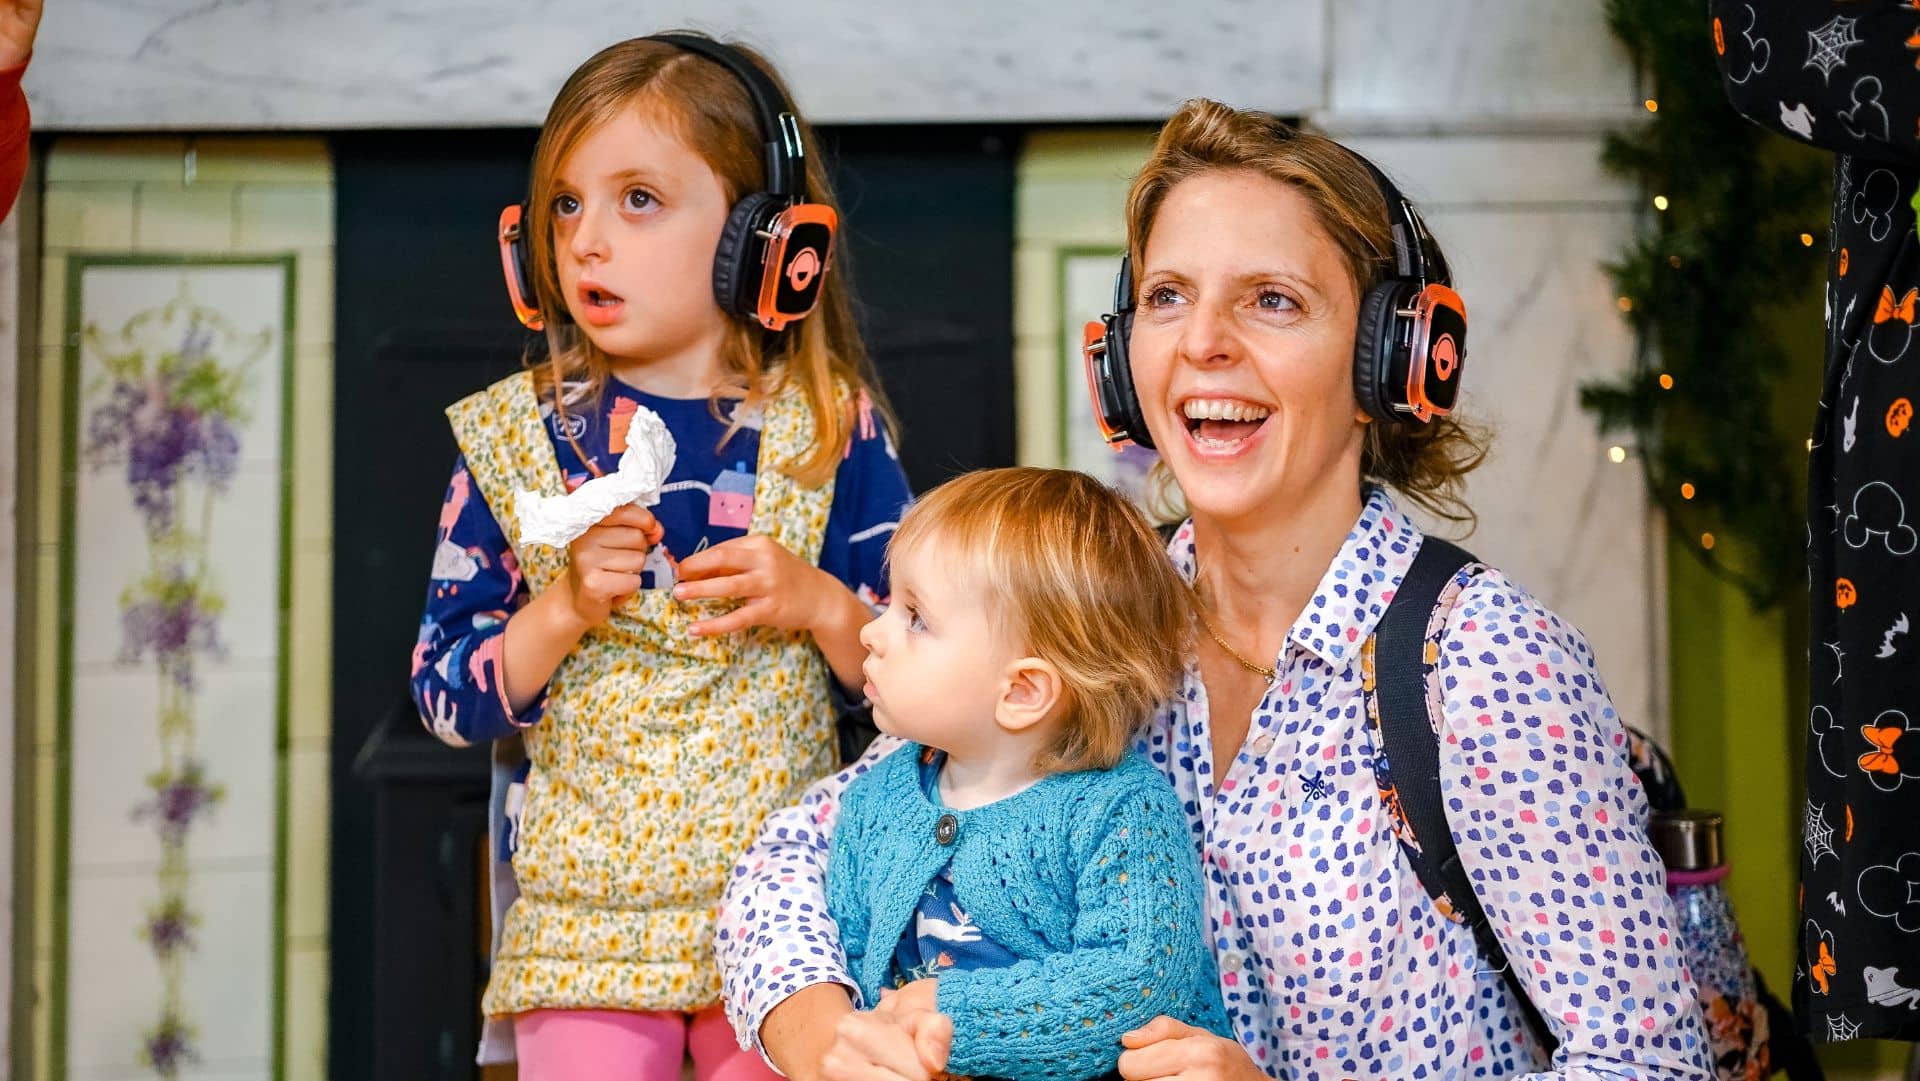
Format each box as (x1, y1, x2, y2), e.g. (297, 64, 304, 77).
(1176, 298, 1237, 366)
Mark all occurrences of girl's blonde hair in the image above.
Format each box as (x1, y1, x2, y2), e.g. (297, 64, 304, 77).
(524, 33, 889, 486)
(1128, 99, 1487, 526)
(890, 468, 1191, 774)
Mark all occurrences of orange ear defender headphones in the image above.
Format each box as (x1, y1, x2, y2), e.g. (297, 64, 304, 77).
(498, 33, 838, 333)
(1081, 146, 1467, 449)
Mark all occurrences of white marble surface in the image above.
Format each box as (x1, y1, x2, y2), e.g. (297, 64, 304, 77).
(28, 0, 1326, 129)
(1324, 0, 1639, 128)
(1417, 201, 1662, 737)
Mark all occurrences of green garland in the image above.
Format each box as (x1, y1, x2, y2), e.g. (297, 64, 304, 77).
(1581, 0, 1830, 608)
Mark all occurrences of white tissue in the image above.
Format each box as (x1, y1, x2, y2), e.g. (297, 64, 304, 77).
(514, 404, 678, 548)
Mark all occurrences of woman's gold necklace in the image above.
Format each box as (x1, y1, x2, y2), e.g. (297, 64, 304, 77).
(1191, 584, 1277, 685)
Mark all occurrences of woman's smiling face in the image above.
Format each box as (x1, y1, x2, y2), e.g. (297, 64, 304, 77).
(1127, 168, 1370, 526)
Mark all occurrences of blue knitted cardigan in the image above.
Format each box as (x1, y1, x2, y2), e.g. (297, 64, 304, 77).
(826, 744, 1230, 1081)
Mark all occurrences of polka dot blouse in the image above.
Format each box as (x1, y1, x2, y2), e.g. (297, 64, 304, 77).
(717, 489, 1711, 1080)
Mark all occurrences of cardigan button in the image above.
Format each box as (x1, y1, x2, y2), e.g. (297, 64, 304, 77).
(934, 813, 959, 845)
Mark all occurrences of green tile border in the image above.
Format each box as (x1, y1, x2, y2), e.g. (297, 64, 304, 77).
(51, 252, 296, 1081)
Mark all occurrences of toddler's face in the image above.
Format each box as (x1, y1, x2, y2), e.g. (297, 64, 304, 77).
(857, 540, 1015, 755)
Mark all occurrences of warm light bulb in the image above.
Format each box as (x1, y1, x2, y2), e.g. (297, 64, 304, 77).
(1653, 195, 1670, 211)
(1700, 532, 1716, 550)
(1645, 99, 1659, 113)
(1680, 482, 1696, 500)
(1608, 445, 1628, 464)
(1659, 373, 1674, 390)
(1801, 233, 1816, 247)
(1617, 296, 1634, 313)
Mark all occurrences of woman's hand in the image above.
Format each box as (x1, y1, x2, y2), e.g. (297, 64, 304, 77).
(560, 504, 661, 629)
(820, 1005, 951, 1081)
(1117, 1017, 1264, 1081)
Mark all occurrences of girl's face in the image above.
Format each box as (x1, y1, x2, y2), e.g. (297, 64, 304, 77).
(1127, 169, 1369, 527)
(550, 106, 735, 379)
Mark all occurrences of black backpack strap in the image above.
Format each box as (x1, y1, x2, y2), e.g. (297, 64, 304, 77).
(1373, 536, 1560, 1058)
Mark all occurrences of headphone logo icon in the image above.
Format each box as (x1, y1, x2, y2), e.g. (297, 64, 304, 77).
(786, 247, 821, 291)
(1432, 333, 1459, 381)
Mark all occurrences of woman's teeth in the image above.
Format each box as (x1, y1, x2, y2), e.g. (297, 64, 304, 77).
(1182, 399, 1272, 423)
(1183, 399, 1271, 447)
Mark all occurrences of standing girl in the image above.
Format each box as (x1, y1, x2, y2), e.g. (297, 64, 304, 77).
(410, 33, 911, 1081)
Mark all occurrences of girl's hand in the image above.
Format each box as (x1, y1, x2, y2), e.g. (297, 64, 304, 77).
(673, 534, 838, 636)
(1117, 1016, 1264, 1081)
(821, 1006, 951, 1081)
(561, 504, 662, 628)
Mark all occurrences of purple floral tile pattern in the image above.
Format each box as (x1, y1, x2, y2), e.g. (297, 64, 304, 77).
(76, 273, 273, 1078)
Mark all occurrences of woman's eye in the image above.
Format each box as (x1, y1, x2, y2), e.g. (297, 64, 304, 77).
(1256, 290, 1298, 311)
(624, 189, 656, 212)
(1146, 285, 1182, 307)
(552, 193, 580, 216)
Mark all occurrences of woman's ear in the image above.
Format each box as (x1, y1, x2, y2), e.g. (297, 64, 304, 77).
(995, 656, 1065, 734)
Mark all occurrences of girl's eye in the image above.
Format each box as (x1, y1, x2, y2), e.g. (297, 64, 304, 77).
(906, 607, 927, 633)
(552, 193, 580, 216)
(1256, 290, 1298, 311)
(624, 189, 656, 212)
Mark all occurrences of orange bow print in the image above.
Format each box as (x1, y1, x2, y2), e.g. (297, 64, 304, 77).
(1876, 286, 1918, 325)
(1811, 938, 1837, 995)
(1860, 724, 1905, 775)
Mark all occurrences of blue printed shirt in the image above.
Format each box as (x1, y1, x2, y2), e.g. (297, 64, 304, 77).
(410, 378, 911, 747)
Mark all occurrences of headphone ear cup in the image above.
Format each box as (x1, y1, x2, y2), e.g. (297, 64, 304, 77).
(1106, 311, 1154, 450)
(713, 192, 780, 319)
(1352, 281, 1407, 423)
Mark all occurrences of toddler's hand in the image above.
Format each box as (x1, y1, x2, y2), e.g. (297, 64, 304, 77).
(875, 979, 939, 1018)
(561, 504, 662, 628)
(822, 1004, 951, 1081)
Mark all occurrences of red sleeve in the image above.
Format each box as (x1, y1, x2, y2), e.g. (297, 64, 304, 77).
(0, 58, 31, 223)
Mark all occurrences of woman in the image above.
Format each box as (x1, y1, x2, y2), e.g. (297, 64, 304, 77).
(715, 99, 1711, 1081)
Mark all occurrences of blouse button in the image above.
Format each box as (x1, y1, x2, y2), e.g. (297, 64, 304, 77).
(935, 813, 959, 845)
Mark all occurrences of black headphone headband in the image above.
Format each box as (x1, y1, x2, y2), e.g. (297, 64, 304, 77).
(1351, 154, 1446, 288)
(648, 32, 806, 200)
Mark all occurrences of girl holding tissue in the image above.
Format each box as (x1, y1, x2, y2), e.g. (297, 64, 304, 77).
(409, 32, 911, 1081)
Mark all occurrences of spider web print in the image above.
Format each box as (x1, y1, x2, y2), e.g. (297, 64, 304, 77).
(1827, 1013, 1863, 1041)
(1806, 15, 1863, 83)
(1805, 798, 1839, 866)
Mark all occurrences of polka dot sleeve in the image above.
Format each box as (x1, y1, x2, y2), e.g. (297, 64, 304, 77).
(715, 735, 905, 1055)
(1435, 571, 1711, 1079)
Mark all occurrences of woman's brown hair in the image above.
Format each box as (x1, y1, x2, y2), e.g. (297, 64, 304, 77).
(1127, 98, 1487, 526)
(523, 33, 890, 486)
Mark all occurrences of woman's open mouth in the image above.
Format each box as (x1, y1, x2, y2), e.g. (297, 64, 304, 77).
(1181, 397, 1272, 452)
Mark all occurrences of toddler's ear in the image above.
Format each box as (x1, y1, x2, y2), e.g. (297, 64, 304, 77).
(996, 656, 1064, 734)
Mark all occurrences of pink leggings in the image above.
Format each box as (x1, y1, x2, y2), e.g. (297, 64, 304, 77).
(514, 1004, 779, 1081)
